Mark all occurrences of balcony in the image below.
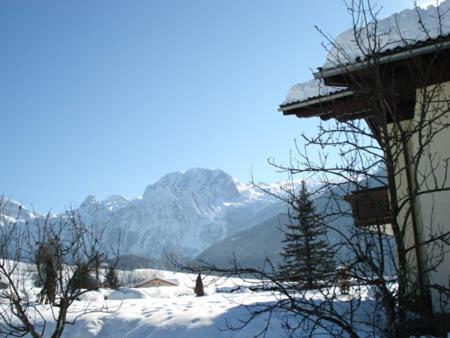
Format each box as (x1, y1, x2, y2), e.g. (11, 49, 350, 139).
(344, 186, 394, 227)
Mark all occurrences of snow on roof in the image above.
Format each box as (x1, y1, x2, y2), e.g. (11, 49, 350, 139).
(323, 0, 450, 69)
(280, 1, 450, 108)
(136, 277, 179, 287)
(281, 79, 345, 106)
(149, 277, 179, 284)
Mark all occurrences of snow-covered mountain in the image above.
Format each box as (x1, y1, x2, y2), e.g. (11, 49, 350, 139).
(1, 169, 286, 260)
(89, 168, 281, 259)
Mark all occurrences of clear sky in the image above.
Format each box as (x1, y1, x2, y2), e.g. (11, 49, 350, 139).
(0, 0, 425, 213)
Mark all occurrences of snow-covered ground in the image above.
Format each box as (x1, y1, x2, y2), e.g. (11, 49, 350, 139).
(62, 288, 284, 338)
(0, 265, 288, 337)
(2, 265, 445, 338)
(0, 264, 359, 338)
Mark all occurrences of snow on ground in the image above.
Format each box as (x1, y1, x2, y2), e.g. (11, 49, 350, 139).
(63, 288, 285, 338)
(0, 264, 418, 338)
(1, 264, 289, 338)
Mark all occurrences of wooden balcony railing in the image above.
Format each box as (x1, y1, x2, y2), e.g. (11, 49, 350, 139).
(344, 186, 394, 227)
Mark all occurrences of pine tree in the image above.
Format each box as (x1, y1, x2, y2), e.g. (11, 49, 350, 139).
(104, 264, 119, 289)
(70, 263, 99, 291)
(278, 181, 335, 289)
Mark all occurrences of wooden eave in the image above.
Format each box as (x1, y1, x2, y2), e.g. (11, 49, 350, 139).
(279, 90, 374, 122)
(279, 88, 414, 128)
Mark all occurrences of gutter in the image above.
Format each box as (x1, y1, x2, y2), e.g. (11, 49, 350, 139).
(313, 39, 450, 80)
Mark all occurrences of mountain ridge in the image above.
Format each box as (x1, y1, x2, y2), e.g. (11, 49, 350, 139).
(1, 168, 287, 261)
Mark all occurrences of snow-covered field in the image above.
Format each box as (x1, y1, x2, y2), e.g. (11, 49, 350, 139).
(0, 264, 370, 338)
(62, 286, 283, 338)
(1, 264, 290, 337)
(2, 265, 444, 338)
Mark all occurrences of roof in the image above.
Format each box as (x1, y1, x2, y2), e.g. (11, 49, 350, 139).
(280, 79, 347, 107)
(280, 0, 450, 109)
(279, 88, 353, 114)
(136, 277, 179, 287)
(280, 35, 450, 113)
(315, 34, 450, 80)
(322, 0, 450, 70)
(279, 89, 375, 123)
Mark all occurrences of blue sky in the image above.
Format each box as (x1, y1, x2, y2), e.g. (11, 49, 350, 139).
(0, 0, 419, 212)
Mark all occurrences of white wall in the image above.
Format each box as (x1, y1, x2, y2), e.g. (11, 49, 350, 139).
(388, 81, 450, 314)
(413, 81, 450, 314)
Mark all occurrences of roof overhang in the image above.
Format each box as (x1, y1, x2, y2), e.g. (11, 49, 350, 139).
(279, 90, 376, 122)
(279, 37, 450, 124)
(279, 90, 353, 113)
(314, 38, 450, 85)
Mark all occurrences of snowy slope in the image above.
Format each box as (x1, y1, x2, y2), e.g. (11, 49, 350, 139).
(196, 212, 287, 268)
(196, 184, 355, 269)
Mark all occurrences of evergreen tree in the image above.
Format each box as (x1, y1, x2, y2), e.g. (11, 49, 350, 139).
(104, 264, 120, 289)
(70, 263, 99, 291)
(278, 181, 335, 289)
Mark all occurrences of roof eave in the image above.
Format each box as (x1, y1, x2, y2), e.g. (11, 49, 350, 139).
(313, 39, 450, 80)
(279, 90, 354, 114)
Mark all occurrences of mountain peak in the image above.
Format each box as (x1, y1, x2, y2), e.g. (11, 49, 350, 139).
(157, 168, 230, 183)
(143, 168, 240, 205)
(80, 194, 97, 208)
(103, 194, 129, 203)
(101, 194, 131, 211)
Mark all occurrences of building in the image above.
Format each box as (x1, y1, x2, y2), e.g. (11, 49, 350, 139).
(278, 2, 450, 336)
(135, 277, 178, 288)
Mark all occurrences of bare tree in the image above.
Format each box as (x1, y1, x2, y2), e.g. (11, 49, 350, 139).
(0, 201, 114, 338)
